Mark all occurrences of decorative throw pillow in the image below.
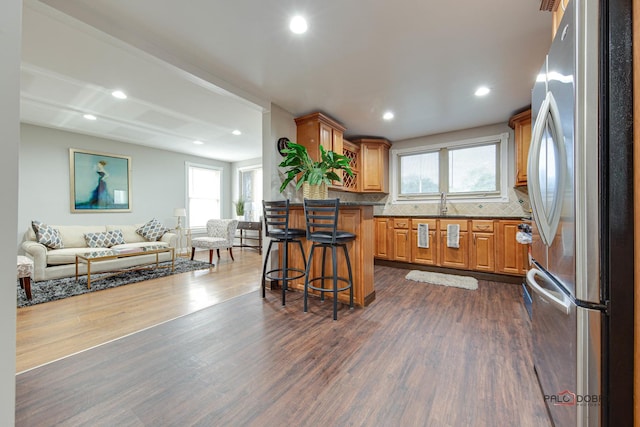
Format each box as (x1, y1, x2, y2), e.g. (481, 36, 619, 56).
(136, 218, 169, 241)
(84, 230, 126, 248)
(31, 220, 64, 249)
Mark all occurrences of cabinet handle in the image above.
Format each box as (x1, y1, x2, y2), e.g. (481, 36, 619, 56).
(473, 232, 476, 244)
(476, 225, 491, 231)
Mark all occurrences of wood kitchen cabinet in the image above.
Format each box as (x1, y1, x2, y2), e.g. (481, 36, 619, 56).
(286, 204, 376, 307)
(374, 217, 392, 259)
(391, 218, 411, 262)
(295, 112, 346, 188)
(374, 216, 526, 277)
(410, 218, 438, 266)
(439, 219, 469, 270)
(350, 138, 391, 193)
(495, 220, 528, 275)
(342, 139, 360, 192)
(509, 109, 532, 188)
(470, 220, 495, 272)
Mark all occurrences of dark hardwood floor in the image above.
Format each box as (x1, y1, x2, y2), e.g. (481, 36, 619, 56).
(16, 264, 550, 426)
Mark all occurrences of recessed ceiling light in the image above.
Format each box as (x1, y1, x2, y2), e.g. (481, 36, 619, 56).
(232, 130, 242, 136)
(382, 111, 394, 121)
(193, 140, 204, 145)
(289, 16, 308, 34)
(83, 114, 97, 120)
(111, 90, 127, 99)
(474, 86, 490, 97)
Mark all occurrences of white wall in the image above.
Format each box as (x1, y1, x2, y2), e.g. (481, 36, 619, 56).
(1, 0, 20, 423)
(262, 104, 296, 203)
(19, 123, 233, 248)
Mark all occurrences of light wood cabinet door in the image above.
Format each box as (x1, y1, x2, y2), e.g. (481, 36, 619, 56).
(496, 220, 527, 276)
(391, 218, 410, 262)
(410, 218, 438, 265)
(351, 138, 391, 193)
(470, 220, 495, 272)
(439, 219, 469, 270)
(471, 232, 495, 272)
(374, 217, 391, 259)
(392, 228, 411, 262)
(509, 109, 532, 188)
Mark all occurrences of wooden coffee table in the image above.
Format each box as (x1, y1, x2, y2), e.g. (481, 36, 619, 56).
(75, 245, 175, 288)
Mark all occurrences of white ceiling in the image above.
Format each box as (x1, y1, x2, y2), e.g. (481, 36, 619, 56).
(21, 0, 552, 162)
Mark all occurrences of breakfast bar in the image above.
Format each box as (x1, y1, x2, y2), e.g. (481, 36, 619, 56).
(278, 202, 378, 307)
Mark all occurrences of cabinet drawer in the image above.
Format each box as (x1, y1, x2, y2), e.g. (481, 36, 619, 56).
(471, 220, 494, 232)
(393, 218, 410, 229)
(411, 218, 437, 229)
(439, 219, 468, 232)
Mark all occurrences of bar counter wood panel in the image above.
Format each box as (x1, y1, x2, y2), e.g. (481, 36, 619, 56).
(284, 204, 375, 306)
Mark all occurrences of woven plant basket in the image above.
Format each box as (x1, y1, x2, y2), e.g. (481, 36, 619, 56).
(302, 182, 328, 199)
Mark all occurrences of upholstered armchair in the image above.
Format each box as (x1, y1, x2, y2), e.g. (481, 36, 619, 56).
(190, 219, 239, 264)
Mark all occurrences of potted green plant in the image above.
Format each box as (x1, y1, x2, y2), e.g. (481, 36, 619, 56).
(278, 141, 353, 199)
(234, 198, 245, 218)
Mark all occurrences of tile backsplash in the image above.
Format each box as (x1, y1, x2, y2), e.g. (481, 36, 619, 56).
(329, 187, 530, 218)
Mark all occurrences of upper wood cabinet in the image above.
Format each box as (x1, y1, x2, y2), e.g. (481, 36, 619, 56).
(295, 112, 346, 188)
(350, 138, 391, 193)
(342, 139, 360, 192)
(509, 109, 532, 188)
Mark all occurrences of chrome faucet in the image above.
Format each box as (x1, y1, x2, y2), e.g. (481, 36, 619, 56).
(439, 192, 448, 216)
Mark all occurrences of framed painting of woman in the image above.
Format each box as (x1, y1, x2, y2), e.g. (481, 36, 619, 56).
(69, 149, 132, 212)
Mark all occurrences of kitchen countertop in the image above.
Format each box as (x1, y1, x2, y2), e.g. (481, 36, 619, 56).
(289, 201, 384, 207)
(374, 214, 529, 220)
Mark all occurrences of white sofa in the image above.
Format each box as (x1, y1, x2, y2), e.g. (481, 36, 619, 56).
(22, 224, 177, 281)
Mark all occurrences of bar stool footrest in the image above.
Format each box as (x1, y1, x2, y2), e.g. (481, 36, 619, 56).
(306, 276, 353, 293)
(265, 268, 306, 283)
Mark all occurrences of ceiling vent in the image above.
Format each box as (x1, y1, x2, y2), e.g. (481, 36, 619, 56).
(539, 0, 561, 11)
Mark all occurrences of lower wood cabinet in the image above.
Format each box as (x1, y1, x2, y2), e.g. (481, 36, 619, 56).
(495, 220, 528, 275)
(374, 216, 527, 277)
(470, 220, 495, 272)
(410, 218, 438, 265)
(439, 219, 469, 270)
(391, 218, 411, 262)
(374, 217, 391, 259)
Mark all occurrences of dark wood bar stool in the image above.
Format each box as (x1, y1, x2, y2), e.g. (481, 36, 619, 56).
(262, 200, 307, 306)
(303, 198, 355, 320)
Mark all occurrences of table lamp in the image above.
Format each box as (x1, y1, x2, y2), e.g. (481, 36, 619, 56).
(174, 208, 186, 229)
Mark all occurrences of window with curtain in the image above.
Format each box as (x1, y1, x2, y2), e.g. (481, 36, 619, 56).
(187, 164, 222, 228)
(239, 166, 262, 221)
(392, 133, 508, 202)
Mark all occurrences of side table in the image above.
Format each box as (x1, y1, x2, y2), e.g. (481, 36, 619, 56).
(235, 221, 263, 254)
(17, 255, 34, 300)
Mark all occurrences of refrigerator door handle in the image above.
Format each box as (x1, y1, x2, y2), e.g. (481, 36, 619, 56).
(526, 268, 571, 315)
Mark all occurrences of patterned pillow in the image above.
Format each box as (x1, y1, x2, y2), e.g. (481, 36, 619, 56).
(84, 230, 126, 248)
(31, 220, 64, 249)
(136, 218, 169, 241)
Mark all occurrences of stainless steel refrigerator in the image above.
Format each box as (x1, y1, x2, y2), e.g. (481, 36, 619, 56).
(525, 0, 633, 426)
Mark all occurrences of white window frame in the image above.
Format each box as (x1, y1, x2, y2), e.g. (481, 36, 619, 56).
(185, 162, 223, 229)
(390, 133, 509, 204)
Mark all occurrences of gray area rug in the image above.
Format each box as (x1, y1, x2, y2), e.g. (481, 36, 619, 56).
(405, 270, 478, 290)
(17, 258, 213, 307)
